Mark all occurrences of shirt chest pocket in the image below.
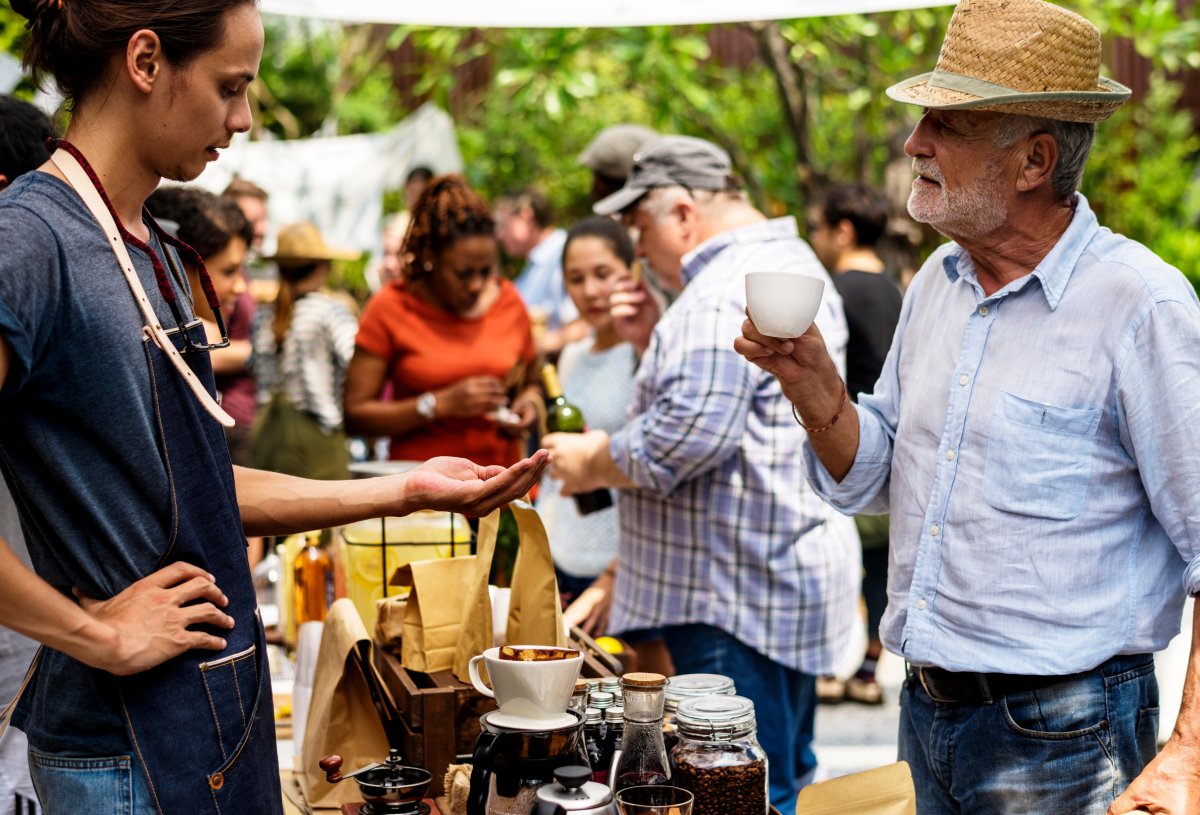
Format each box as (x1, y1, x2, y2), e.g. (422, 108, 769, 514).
(983, 392, 1102, 521)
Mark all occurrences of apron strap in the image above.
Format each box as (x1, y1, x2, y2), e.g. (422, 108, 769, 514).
(0, 647, 43, 741)
(49, 148, 235, 429)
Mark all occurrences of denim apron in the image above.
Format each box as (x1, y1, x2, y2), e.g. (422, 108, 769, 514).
(115, 320, 283, 814)
(47, 145, 284, 814)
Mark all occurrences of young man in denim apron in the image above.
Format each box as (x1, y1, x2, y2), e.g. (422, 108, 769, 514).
(737, 0, 1200, 811)
(0, 2, 547, 813)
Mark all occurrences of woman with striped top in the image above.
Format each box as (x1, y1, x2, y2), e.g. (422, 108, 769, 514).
(250, 222, 361, 480)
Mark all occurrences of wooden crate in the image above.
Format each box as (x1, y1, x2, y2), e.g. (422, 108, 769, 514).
(373, 634, 618, 787)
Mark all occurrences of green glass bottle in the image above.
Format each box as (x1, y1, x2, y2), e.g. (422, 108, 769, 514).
(541, 363, 614, 515)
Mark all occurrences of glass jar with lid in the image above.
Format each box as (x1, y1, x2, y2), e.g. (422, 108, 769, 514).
(662, 674, 736, 752)
(670, 695, 767, 815)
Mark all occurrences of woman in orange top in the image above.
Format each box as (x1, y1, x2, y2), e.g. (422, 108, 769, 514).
(345, 175, 540, 466)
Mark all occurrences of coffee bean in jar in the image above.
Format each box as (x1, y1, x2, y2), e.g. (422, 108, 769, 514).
(670, 695, 767, 815)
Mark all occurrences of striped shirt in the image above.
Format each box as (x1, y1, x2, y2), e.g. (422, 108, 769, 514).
(805, 194, 1200, 675)
(251, 291, 358, 434)
(608, 217, 861, 675)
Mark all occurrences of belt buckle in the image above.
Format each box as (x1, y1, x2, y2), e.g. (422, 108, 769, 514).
(917, 667, 956, 704)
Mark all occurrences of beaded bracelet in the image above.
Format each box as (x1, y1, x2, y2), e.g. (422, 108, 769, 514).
(792, 380, 848, 434)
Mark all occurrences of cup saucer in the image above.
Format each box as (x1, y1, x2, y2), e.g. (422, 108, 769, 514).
(485, 710, 580, 731)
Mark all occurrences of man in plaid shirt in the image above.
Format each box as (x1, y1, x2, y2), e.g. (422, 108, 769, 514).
(545, 136, 860, 814)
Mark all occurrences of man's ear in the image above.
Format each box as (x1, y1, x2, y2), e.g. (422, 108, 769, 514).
(1016, 132, 1059, 194)
(126, 29, 164, 94)
(0, 174, 9, 192)
(675, 196, 699, 235)
(834, 218, 857, 249)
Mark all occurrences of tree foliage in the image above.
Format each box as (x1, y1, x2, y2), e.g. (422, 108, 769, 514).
(2, 3, 1197, 279)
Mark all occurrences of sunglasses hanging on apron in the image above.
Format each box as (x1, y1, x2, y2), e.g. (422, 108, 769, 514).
(0, 141, 285, 814)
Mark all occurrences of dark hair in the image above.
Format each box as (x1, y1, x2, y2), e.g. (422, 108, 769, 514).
(502, 187, 554, 229)
(0, 95, 54, 180)
(147, 185, 252, 261)
(14, 0, 256, 105)
(818, 183, 890, 249)
(404, 166, 433, 187)
(222, 175, 269, 201)
(403, 174, 495, 281)
(563, 216, 635, 270)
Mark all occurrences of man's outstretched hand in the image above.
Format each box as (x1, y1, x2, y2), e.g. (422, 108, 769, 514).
(397, 450, 550, 517)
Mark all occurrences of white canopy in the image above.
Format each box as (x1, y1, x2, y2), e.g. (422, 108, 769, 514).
(259, 0, 952, 28)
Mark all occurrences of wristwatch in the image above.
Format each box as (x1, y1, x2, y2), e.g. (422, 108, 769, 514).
(415, 391, 437, 420)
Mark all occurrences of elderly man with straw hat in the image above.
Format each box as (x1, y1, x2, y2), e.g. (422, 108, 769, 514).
(737, 0, 1200, 811)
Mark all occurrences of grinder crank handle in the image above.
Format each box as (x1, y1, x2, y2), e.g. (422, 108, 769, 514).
(318, 754, 383, 784)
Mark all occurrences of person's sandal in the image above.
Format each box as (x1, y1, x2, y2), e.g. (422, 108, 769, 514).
(844, 675, 884, 705)
(816, 675, 846, 704)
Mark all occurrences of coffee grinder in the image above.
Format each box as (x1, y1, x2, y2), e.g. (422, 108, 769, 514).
(320, 749, 433, 815)
(467, 709, 590, 815)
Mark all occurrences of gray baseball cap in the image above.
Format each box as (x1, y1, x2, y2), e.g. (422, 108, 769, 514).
(592, 135, 734, 216)
(578, 124, 659, 180)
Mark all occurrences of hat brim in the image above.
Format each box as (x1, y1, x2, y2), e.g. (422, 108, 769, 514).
(592, 184, 651, 217)
(886, 73, 1131, 123)
(265, 246, 362, 263)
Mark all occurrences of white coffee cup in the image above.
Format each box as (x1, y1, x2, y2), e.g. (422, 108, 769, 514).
(468, 646, 583, 727)
(745, 272, 825, 338)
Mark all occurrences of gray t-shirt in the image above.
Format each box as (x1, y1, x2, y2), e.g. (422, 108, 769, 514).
(0, 171, 200, 754)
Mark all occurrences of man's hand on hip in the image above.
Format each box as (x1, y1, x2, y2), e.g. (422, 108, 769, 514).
(74, 561, 234, 676)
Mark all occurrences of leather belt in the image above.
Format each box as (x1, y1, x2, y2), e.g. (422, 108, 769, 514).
(912, 665, 1085, 705)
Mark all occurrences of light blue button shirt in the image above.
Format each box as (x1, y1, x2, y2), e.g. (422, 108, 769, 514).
(805, 194, 1200, 675)
(514, 228, 577, 330)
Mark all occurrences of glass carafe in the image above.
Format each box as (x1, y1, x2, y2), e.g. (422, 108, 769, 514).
(612, 673, 671, 791)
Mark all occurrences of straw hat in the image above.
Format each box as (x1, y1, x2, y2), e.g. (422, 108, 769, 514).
(266, 222, 361, 264)
(886, 0, 1131, 123)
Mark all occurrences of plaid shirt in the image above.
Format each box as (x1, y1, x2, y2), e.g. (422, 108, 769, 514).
(608, 217, 861, 674)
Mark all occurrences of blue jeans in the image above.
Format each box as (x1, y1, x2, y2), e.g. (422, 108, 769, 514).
(659, 624, 815, 815)
(899, 654, 1160, 814)
(27, 752, 156, 815)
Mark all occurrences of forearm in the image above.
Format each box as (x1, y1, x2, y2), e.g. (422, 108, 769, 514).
(590, 442, 638, 491)
(209, 338, 251, 376)
(235, 466, 415, 535)
(343, 395, 431, 438)
(1171, 601, 1200, 745)
(782, 361, 860, 483)
(0, 536, 115, 666)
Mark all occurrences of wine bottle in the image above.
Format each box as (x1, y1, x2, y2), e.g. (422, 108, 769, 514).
(294, 531, 334, 624)
(541, 363, 614, 515)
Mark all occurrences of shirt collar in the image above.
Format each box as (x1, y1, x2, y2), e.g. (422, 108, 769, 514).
(941, 194, 1100, 310)
(527, 228, 566, 266)
(680, 216, 801, 286)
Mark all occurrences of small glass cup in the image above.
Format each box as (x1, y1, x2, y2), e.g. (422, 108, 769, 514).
(615, 785, 694, 815)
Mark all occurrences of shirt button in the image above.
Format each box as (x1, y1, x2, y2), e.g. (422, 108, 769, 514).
(916, 599, 928, 611)
(978, 306, 990, 316)
(946, 450, 956, 461)
(959, 374, 969, 386)
(930, 524, 940, 537)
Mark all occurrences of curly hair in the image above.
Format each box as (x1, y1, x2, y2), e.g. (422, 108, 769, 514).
(402, 174, 495, 281)
(146, 185, 252, 262)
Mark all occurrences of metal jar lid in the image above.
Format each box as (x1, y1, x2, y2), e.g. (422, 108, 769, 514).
(604, 706, 624, 723)
(536, 766, 614, 811)
(664, 673, 737, 713)
(675, 695, 756, 741)
(585, 707, 603, 725)
(588, 691, 615, 709)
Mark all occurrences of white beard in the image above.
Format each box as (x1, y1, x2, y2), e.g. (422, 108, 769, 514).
(907, 157, 1008, 242)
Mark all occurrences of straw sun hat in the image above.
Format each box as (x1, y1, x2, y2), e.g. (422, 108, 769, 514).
(886, 0, 1131, 123)
(265, 222, 361, 265)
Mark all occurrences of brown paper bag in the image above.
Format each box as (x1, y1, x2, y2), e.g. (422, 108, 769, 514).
(453, 501, 566, 681)
(392, 556, 479, 673)
(795, 762, 916, 814)
(382, 502, 565, 682)
(503, 500, 566, 649)
(301, 599, 395, 809)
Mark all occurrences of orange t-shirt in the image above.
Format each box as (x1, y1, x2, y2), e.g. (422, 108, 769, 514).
(356, 278, 536, 467)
